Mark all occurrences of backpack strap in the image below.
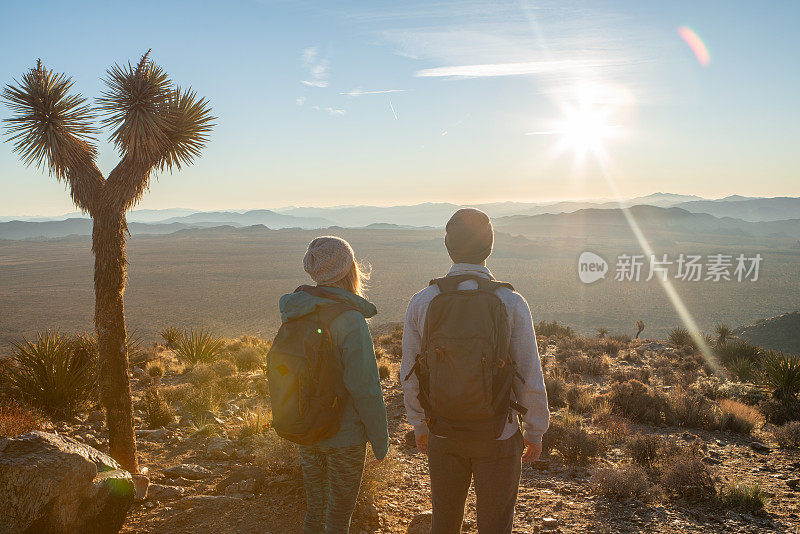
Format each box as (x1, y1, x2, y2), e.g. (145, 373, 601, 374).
(430, 275, 514, 293)
(294, 285, 357, 326)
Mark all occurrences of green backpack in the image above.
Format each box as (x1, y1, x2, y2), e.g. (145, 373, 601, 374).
(267, 286, 354, 445)
(406, 275, 526, 440)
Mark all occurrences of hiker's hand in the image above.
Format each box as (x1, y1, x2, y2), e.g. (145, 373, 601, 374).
(415, 434, 428, 455)
(522, 440, 541, 463)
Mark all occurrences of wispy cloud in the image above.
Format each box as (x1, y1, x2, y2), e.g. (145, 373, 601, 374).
(389, 100, 398, 120)
(312, 105, 346, 116)
(415, 59, 618, 79)
(300, 46, 329, 88)
(296, 97, 306, 106)
(339, 88, 406, 96)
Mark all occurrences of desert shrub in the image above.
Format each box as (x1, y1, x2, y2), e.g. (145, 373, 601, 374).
(5, 331, 97, 419)
(0, 400, 44, 437)
(626, 433, 666, 468)
(544, 371, 567, 409)
(182, 386, 222, 417)
(239, 405, 270, 439)
(660, 447, 716, 501)
(761, 351, 800, 401)
(253, 429, 301, 475)
(612, 333, 632, 344)
(608, 380, 668, 424)
(187, 363, 217, 388)
(147, 360, 165, 379)
(218, 375, 248, 396)
(759, 398, 800, 425)
(720, 483, 768, 512)
(142, 388, 174, 428)
(597, 328, 609, 339)
(212, 358, 237, 378)
(566, 354, 610, 376)
(590, 463, 653, 500)
(726, 357, 758, 382)
(160, 327, 183, 348)
(667, 388, 714, 429)
(160, 383, 193, 404)
(690, 375, 757, 402)
(378, 362, 391, 381)
(233, 346, 265, 372)
(545, 413, 607, 465)
(253, 377, 270, 399)
(716, 399, 761, 434)
(714, 339, 762, 366)
(667, 328, 694, 348)
(611, 368, 650, 384)
(566, 385, 595, 413)
(772, 421, 800, 448)
(536, 321, 574, 339)
(599, 338, 624, 357)
(376, 324, 403, 358)
(174, 328, 224, 366)
(594, 413, 631, 444)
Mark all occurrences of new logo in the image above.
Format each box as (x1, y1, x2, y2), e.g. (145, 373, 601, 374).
(578, 252, 608, 284)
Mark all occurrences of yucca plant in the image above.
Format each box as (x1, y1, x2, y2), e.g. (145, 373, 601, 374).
(714, 324, 732, 345)
(160, 327, 183, 348)
(5, 331, 97, 419)
(761, 351, 800, 401)
(2, 53, 213, 472)
(714, 338, 762, 366)
(175, 328, 225, 366)
(667, 327, 694, 347)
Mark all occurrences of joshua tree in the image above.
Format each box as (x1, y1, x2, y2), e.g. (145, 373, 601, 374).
(2, 52, 213, 473)
(635, 320, 645, 339)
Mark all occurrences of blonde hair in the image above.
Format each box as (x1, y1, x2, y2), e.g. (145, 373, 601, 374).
(325, 260, 371, 297)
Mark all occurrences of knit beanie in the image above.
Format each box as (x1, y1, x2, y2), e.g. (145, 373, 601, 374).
(303, 236, 356, 285)
(444, 208, 494, 264)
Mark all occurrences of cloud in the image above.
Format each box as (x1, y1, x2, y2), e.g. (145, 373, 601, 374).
(302, 47, 318, 66)
(414, 59, 618, 78)
(312, 105, 346, 116)
(296, 97, 306, 106)
(339, 88, 406, 96)
(301, 80, 329, 87)
(389, 100, 398, 120)
(300, 46, 329, 88)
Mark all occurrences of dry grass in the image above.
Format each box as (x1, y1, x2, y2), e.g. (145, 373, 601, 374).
(147, 360, 165, 378)
(772, 421, 800, 448)
(626, 433, 666, 468)
(566, 385, 596, 414)
(659, 446, 716, 501)
(159, 383, 193, 404)
(590, 463, 654, 501)
(607, 379, 668, 425)
(544, 370, 568, 409)
(239, 405, 270, 439)
(667, 387, 714, 429)
(720, 482, 769, 512)
(141, 388, 174, 429)
(187, 363, 217, 388)
(716, 399, 761, 434)
(233, 346, 265, 372)
(545, 412, 607, 465)
(211, 358, 237, 378)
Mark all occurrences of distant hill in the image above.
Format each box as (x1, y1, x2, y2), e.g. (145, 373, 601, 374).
(0, 219, 196, 240)
(493, 205, 800, 240)
(156, 209, 333, 229)
(734, 311, 800, 354)
(674, 197, 800, 222)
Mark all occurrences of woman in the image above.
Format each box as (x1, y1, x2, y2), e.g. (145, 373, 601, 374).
(278, 236, 389, 534)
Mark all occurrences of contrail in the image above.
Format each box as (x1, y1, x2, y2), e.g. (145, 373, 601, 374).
(340, 89, 406, 96)
(389, 100, 398, 120)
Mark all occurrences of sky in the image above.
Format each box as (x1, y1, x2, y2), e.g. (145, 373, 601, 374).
(0, 0, 798, 216)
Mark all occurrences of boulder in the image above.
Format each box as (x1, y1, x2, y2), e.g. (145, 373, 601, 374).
(215, 466, 268, 495)
(147, 483, 188, 501)
(407, 511, 432, 534)
(163, 463, 213, 480)
(0, 431, 134, 534)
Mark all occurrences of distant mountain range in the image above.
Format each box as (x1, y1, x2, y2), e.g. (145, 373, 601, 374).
(1, 194, 797, 240)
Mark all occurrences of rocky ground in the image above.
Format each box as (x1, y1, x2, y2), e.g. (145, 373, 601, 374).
(16, 327, 800, 533)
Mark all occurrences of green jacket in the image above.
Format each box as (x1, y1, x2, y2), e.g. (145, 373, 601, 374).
(278, 286, 389, 459)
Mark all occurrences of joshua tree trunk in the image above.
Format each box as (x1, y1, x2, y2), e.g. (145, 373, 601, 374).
(3, 54, 213, 474)
(93, 211, 137, 472)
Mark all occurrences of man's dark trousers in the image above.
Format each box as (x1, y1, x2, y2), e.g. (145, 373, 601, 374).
(427, 431, 524, 534)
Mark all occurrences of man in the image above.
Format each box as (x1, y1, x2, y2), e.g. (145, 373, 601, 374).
(401, 208, 549, 534)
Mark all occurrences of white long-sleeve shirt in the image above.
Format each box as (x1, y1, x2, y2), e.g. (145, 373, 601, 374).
(400, 263, 550, 444)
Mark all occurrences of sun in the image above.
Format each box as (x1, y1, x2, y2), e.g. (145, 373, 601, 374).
(556, 103, 616, 158)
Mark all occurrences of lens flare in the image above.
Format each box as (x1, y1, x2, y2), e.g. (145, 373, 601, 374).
(678, 26, 710, 67)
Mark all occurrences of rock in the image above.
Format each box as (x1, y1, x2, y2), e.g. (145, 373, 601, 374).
(86, 410, 105, 430)
(206, 436, 235, 459)
(147, 483, 188, 501)
(531, 459, 550, 471)
(215, 466, 269, 495)
(702, 456, 722, 465)
(542, 517, 559, 529)
(750, 442, 771, 454)
(788, 479, 800, 490)
(136, 428, 169, 441)
(0, 431, 134, 534)
(163, 463, 213, 480)
(407, 511, 432, 533)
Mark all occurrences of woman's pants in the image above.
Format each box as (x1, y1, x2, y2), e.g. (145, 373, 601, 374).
(298, 442, 367, 534)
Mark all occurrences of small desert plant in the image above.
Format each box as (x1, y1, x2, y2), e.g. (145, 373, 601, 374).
(727, 356, 758, 382)
(597, 328, 608, 339)
(714, 324, 732, 345)
(591, 463, 653, 500)
(0, 400, 44, 437)
(667, 387, 714, 429)
(218, 375, 248, 396)
(376, 324, 403, 358)
(761, 351, 800, 401)
(611, 368, 650, 384)
(544, 371, 568, 409)
(182, 386, 221, 417)
(5, 331, 97, 418)
(659, 446, 716, 501)
(159, 383, 193, 404)
(160, 327, 183, 348)
(141, 388, 174, 428)
(174, 328, 225, 366)
(545, 413, 607, 465)
(667, 327, 694, 348)
(253, 429, 301, 475)
(612, 333, 632, 344)
(759, 398, 800, 425)
(536, 320, 574, 339)
(566, 385, 596, 413)
(233, 346, 265, 372)
(720, 483, 769, 512)
(253, 377, 270, 399)
(187, 363, 217, 388)
(147, 360, 165, 379)
(212, 358, 237, 378)
(772, 421, 800, 448)
(239, 405, 270, 439)
(608, 379, 668, 425)
(626, 433, 666, 468)
(378, 362, 391, 381)
(635, 320, 645, 339)
(715, 399, 761, 434)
